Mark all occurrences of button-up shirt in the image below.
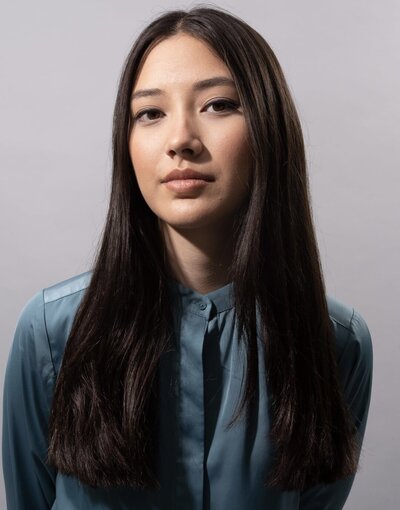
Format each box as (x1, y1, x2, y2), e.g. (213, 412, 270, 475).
(2, 271, 373, 509)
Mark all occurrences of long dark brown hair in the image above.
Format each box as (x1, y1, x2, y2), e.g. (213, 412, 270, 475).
(47, 4, 360, 492)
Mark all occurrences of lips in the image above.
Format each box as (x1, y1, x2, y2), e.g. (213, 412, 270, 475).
(161, 168, 214, 183)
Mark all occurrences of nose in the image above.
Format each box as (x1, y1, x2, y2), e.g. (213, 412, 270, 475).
(166, 113, 203, 159)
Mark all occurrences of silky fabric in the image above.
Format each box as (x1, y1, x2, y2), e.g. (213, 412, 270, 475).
(2, 271, 373, 509)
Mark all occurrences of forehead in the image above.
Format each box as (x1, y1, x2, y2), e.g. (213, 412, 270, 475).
(133, 34, 232, 88)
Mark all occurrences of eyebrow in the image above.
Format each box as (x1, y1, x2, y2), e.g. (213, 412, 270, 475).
(130, 76, 236, 101)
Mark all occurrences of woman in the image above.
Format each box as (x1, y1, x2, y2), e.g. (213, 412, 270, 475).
(2, 5, 373, 509)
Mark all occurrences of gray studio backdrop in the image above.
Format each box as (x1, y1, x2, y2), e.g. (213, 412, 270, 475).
(1, 1, 399, 508)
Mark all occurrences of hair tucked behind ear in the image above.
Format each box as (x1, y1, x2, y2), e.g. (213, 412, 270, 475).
(47, 4, 360, 491)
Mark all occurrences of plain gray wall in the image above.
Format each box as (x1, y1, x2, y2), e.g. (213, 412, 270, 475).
(1, 0, 399, 508)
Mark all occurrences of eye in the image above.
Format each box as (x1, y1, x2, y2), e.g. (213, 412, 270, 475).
(131, 99, 240, 124)
(132, 108, 164, 123)
(204, 99, 240, 113)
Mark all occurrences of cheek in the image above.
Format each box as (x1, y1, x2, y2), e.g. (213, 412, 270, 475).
(215, 118, 249, 152)
(216, 128, 252, 183)
(129, 136, 156, 184)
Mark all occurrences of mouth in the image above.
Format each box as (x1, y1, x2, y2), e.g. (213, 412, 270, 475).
(161, 168, 214, 183)
(162, 178, 211, 193)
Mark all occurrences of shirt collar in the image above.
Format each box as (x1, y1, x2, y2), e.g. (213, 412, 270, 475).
(167, 278, 234, 314)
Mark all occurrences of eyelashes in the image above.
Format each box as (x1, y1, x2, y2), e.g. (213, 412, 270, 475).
(132, 99, 240, 124)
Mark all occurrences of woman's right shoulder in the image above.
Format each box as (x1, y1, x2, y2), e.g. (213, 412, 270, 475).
(15, 270, 93, 375)
(42, 270, 93, 305)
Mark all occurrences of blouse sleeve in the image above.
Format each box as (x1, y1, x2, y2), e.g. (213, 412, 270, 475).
(2, 290, 57, 509)
(298, 309, 373, 510)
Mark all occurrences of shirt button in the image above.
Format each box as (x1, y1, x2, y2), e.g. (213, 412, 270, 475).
(199, 302, 207, 310)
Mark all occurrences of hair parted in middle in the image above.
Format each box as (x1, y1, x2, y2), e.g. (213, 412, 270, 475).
(47, 4, 360, 492)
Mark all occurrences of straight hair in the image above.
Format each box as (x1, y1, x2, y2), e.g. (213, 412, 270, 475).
(47, 5, 361, 491)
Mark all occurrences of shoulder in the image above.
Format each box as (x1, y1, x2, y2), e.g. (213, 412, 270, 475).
(43, 270, 92, 304)
(326, 295, 373, 384)
(12, 271, 93, 376)
(16, 270, 92, 329)
(11, 289, 48, 359)
(42, 271, 93, 373)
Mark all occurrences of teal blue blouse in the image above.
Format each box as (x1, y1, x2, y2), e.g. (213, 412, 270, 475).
(2, 271, 373, 509)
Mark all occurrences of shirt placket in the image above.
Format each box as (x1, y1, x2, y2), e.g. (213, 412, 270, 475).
(176, 297, 212, 510)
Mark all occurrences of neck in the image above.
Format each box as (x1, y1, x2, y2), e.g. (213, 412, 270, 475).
(159, 219, 235, 295)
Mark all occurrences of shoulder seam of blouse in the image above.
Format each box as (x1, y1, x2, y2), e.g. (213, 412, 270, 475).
(43, 271, 91, 304)
(44, 286, 89, 305)
(329, 307, 355, 333)
(342, 307, 356, 353)
(350, 309, 364, 332)
(42, 288, 57, 380)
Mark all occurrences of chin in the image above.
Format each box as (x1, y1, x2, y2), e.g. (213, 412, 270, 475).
(165, 219, 210, 230)
(158, 214, 217, 231)
(165, 214, 237, 234)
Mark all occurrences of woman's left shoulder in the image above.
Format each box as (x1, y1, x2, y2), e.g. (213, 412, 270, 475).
(326, 295, 373, 372)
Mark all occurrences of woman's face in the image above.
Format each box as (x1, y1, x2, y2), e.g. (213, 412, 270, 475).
(128, 33, 252, 232)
